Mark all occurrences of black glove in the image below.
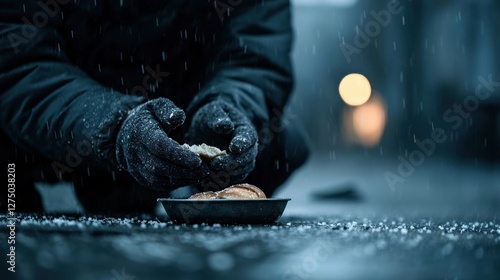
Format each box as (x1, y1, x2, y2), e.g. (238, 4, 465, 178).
(116, 98, 209, 190)
(186, 100, 258, 186)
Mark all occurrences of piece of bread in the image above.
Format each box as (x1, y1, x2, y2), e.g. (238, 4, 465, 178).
(182, 143, 226, 161)
(188, 191, 218, 199)
(188, 183, 267, 199)
(218, 184, 266, 199)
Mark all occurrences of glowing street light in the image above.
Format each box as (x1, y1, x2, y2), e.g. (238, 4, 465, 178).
(339, 73, 372, 106)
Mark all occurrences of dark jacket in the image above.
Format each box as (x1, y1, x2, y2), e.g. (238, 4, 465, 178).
(0, 0, 294, 169)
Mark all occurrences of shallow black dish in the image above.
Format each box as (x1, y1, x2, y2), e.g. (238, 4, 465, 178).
(157, 198, 291, 224)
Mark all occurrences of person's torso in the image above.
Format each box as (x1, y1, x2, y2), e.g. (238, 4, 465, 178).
(61, 0, 220, 108)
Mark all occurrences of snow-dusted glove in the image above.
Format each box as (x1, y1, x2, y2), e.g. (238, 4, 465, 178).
(186, 100, 258, 184)
(116, 98, 209, 190)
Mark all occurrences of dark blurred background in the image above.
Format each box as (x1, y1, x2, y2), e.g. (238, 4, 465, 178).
(271, 0, 500, 217)
(289, 0, 500, 160)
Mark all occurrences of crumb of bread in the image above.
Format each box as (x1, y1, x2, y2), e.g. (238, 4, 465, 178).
(188, 191, 218, 199)
(188, 183, 266, 199)
(182, 143, 226, 160)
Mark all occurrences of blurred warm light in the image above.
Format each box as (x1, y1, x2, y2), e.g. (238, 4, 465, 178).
(342, 93, 386, 147)
(339, 73, 372, 106)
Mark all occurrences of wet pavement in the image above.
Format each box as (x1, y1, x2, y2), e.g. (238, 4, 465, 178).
(1, 155, 499, 280)
(1, 214, 499, 280)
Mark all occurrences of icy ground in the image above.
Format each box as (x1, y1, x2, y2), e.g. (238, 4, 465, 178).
(1, 214, 499, 280)
(1, 154, 499, 280)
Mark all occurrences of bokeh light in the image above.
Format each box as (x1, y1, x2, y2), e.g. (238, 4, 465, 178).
(352, 95, 386, 147)
(342, 93, 386, 147)
(338, 73, 372, 106)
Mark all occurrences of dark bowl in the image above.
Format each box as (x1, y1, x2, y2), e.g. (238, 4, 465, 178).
(157, 198, 291, 225)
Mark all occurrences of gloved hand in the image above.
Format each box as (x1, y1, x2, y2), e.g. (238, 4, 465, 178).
(186, 100, 258, 186)
(116, 98, 209, 190)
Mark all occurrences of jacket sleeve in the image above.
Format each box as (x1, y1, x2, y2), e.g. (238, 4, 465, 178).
(187, 0, 294, 133)
(0, 1, 145, 170)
